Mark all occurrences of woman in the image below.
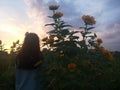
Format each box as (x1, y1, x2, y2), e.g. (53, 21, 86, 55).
(16, 32, 43, 90)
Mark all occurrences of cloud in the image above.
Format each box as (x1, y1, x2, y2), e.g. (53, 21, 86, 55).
(106, 0, 120, 9)
(24, 0, 46, 18)
(23, 0, 50, 37)
(97, 23, 120, 51)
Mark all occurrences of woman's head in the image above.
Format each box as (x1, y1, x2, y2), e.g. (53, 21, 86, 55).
(18, 32, 41, 58)
(16, 32, 43, 69)
(23, 32, 40, 51)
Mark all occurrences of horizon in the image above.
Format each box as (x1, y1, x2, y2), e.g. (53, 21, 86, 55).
(0, 0, 120, 51)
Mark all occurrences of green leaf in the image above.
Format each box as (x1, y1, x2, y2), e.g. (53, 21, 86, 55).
(60, 29, 69, 36)
(69, 36, 79, 40)
(88, 36, 95, 39)
(69, 31, 79, 35)
(61, 25, 72, 28)
(79, 27, 84, 29)
(72, 36, 79, 39)
(45, 23, 56, 26)
(59, 21, 65, 25)
(81, 31, 86, 36)
(87, 27, 95, 30)
(85, 32, 91, 34)
(48, 16, 53, 18)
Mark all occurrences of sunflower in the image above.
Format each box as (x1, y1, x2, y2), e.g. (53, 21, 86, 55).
(53, 12, 64, 18)
(49, 5, 59, 10)
(97, 38, 103, 44)
(82, 15, 96, 25)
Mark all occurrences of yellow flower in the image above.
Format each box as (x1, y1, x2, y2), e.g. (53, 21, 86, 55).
(68, 63, 77, 72)
(99, 47, 107, 54)
(107, 53, 113, 60)
(98, 47, 113, 60)
(95, 42, 114, 60)
(53, 12, 64, 18)
(97, 38, 103, 44)
(49, 5, 59, 10)
(82, 15, 96, 25)
(98, 47, 107, 54)
(103, 50, 113, 60)
(95, 43, 100, 49)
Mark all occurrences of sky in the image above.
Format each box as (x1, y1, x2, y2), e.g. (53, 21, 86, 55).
(0, 0, 120, 51)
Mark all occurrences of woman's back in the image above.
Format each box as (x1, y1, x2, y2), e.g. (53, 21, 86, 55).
(16, 32, 43, 90)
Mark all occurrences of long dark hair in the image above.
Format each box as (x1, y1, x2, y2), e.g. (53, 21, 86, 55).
(16, 32, 43, 69)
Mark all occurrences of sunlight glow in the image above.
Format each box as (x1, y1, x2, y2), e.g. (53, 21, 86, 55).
(0, 24, 19, 35)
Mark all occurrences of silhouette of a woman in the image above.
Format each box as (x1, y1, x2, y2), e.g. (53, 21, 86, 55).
(16, 32, 43, 90)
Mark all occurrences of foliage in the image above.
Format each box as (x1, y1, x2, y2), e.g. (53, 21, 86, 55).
(0, 40, 7, 52)
(38, 5, 116, 90)
(0, 51, 15, 90)
(0, 40, 21, 90)
(10, 40, 22, 54)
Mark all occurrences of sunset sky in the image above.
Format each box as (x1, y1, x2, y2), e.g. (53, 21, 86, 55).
(0, 0, 120, 51)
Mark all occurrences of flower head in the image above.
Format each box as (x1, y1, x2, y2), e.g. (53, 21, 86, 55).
(95, 43, 100, 49)
(96, 38, 103, 44)
(103, 50, 113, 60)
(53, 12, 63, 18)
(97, 46, 113, 60)
(99, 47, 106, 53)
(49, 5, 59, 10)
(82, 15, 96, 25)
(68, 63, 77, 72)
(107, 52, 113, 60)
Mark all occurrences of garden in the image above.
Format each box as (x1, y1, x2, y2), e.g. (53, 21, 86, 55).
(0, 5, 120, 90)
